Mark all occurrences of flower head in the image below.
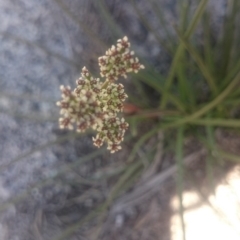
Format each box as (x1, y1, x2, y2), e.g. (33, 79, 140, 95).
(98, 36, 145, 81)
(57, 36, 144, 153)
(93, 117, 128, 153)
(56, 67, 104, 132)
(99, 83, 128, 114)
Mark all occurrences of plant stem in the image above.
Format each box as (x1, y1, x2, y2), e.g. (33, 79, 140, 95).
(161, 70, 240, 129)
(188, 118, 240, 128)
(176, 126, 186, 240)
(176, 30, 218, 95)
(160, 0, 209, 109)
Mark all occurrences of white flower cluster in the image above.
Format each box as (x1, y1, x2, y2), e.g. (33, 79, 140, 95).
(93, 117, 128, 153)
(99, 83, 127, 114)
(56, 67, 103, 132)
(98, 36, 145, 81)
(57, 36, 144, 153)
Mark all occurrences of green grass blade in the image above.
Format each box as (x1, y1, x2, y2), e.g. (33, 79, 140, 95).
(202, 11, 215, 75)
(206, 123, 216, 193)
(133, 70, 240, 131)
(218, 0, 239, 78)
(161, 0, 209, 109)
(176, 53, 196, 110)
(161, 70, 240, 128)
(215, 149, 240, 163)
(176, 53, 188, 103)
(188, 118, 240, 128)
(176, 126, 186, 240)
(228, 1, 240, 70)
(138, 71, 186, 112)
(225, 58, 240, 87)
(130, 77, 152, 108)
(179, 0, 191, 32)
(176, 30, 218, 95)
(184, 0, 209, 38)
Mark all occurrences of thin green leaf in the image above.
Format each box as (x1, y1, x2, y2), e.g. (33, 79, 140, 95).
(189, 118, 240, 128)
(176, 126, 186, 240)
(202, 12, 215, 75)
(161, 0, 209, 109)
(206, 123, 216, 194)
(218, 0, 239, 78)
(179, 0, 191, 33)
(161, 70, 240, 128)
(176, 30, 218, 95)
(138, 71, 186, 112)
(176, 53, 196, 109)
(215, 149, 240, 163)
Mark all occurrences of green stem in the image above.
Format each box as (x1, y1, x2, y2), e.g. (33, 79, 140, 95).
(176, 126, 186, 240)
(206, 121, 215, 193)
(161, 70, 240, 129)
(138, 72, 186, 112)
(189, 118, 240, 128)
(130, 70, 240, 127)
(160, 0, 209, 109)
(216, 149, 240, 163)
(176, 30, 218, 95)
(126, 109, 181, 120)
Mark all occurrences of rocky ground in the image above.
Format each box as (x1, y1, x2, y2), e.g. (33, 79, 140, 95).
(1, 1, 239, 240)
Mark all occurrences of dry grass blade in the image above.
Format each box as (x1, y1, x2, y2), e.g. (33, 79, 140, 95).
(141, 131, 164, 181)
(0, 148, 105, 214)
(111, 148, 207, 214)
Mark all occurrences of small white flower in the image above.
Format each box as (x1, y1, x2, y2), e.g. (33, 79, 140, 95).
(57, 36, 144, 153)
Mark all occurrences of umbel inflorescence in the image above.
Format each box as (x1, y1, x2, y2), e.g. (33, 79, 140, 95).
(56, 36, 144, 153)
